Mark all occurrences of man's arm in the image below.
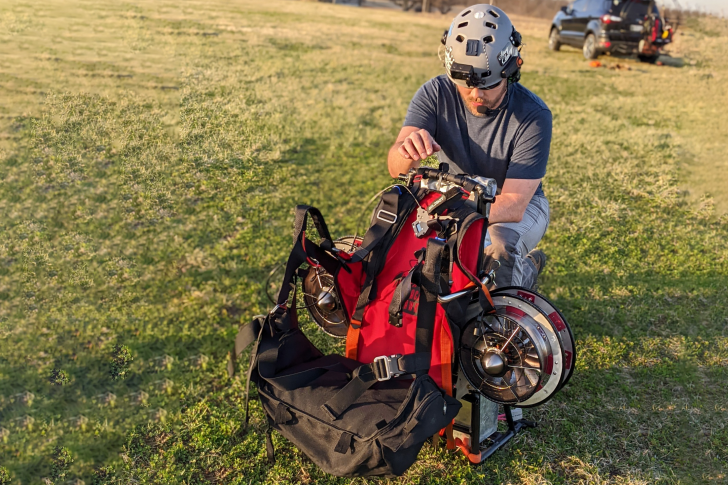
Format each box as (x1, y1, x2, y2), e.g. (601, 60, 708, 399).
(488, 178, 542, 224)
(388, 127, 442, 178)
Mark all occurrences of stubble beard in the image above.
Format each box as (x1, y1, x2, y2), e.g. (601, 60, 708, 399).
(459, 85, 507, 117)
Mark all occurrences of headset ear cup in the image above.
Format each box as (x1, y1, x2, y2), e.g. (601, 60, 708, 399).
(500, 55, 522, 85)
(510, 28, 522, 47)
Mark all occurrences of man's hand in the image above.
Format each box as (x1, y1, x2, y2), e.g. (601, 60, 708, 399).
(398, 128, 441, 161)
(388, 126, 441, 178)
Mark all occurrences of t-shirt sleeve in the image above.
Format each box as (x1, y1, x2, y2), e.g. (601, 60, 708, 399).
(402, 81, 438, 136)
(505, 108, 552, 180)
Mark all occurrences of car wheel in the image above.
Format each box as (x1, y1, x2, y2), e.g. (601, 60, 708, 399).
(583, 33, 598, 60)
(549, 28, 561, 51)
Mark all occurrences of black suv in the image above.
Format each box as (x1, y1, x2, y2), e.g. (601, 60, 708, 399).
(549, 0, 670, 61)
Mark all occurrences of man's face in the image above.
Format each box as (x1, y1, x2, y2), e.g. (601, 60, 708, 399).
(456, 80, 507, 117)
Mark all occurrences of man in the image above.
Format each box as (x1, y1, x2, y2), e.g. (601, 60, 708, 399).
(387, 5, 551, 290)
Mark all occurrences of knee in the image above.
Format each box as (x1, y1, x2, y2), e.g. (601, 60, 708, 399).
(485, 226, 521, 262)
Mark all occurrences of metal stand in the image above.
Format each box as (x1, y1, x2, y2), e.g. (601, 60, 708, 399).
(452, 391, 537, 465)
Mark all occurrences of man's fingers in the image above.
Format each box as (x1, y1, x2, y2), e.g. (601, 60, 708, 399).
(402, 139, 420, 160)
(409, 133, 427, 160)
(421, 132, 434, 156)
(398, 144, 412, 159)
(420, 131, 438, 156)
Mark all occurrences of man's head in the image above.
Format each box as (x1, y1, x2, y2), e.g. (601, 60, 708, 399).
(441, 5, 523, 91)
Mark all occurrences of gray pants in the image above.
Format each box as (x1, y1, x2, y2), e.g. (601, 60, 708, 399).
(485, 194, 550, 289)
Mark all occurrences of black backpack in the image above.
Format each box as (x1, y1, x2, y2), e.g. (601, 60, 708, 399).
(229, 206, 461, 477)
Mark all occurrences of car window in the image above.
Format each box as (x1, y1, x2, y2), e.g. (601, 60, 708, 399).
(620, 0, 651, 21)
(572, 0, 588, 12)
(585, 0, 603, 13)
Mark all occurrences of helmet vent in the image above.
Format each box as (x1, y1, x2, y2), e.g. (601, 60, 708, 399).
(483, 35, 494, 43)
(485, 21, 497, 29)
(455, 34, 465, 43)
(488, 9, 499, 18)
(457, 21, 469, 28)
(461, 9, 471, 16)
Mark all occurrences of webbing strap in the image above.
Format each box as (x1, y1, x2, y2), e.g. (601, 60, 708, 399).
(345, 324, 360, 360)
(387, 262, 421, 328)
(226, 315, 266, 429)
(227, 316, 264, 378)
(321, 352, 432, 420)
(415, 238, 445, 367)
(277, 206, 335, 306)
(294, 204, 332, 244)
(273, 403, 294, 425)
(334, 431, 354, 454)
(349, 189, 400, 264)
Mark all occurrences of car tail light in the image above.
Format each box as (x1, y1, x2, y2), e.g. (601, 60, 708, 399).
(600, 14, 622, 24)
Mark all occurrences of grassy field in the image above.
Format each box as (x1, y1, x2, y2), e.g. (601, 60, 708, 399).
(0, 0, 727, 483)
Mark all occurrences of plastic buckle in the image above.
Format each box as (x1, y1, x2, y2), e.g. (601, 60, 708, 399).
(372, 354, 404, 381)
(377, 210, 397, 224)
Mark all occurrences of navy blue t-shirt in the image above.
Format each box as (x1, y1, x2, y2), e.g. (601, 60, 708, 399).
(403, 75, 551, 197)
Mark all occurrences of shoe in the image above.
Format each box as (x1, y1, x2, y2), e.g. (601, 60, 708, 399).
(526, 249, 547, 275)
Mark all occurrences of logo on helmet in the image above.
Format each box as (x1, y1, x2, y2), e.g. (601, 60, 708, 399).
(496, 44, 519, 66)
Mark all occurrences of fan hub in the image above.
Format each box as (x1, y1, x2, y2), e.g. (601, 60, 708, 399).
(316, 289, 337, 312)
(481, 349, 507, 377)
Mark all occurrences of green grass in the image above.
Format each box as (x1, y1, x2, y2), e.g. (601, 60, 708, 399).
(0, 0, 727, 483)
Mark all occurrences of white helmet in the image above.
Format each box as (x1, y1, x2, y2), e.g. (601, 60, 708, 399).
(441, 5, 523, 89)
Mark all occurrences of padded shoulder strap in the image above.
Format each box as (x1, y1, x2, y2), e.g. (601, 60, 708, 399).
(294, 204, 332, 243)
(277, 205, 335, 306)
(349, 188, 401, 263)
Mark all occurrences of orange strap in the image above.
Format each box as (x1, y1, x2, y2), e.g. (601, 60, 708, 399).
(462, 279, 496, 311)
(439, 323, 453, 397)
(345, 322, 360, 360)
(480, 281, 495, 309)
(437, 320, 456, 449)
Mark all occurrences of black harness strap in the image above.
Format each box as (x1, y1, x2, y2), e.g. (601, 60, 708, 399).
(320, 352, 432, 421)
(349, 189, 401, 264)
(387, 248, 426, 327)
(387, 265, 419, 328)
(414, 238, 444, 372)
(294, 204, 332, 244)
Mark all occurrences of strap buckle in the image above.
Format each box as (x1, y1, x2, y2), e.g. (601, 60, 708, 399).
(377, 210, 398, 224)
(372, 354, 404, 381)
(270, 303, 287, 315)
